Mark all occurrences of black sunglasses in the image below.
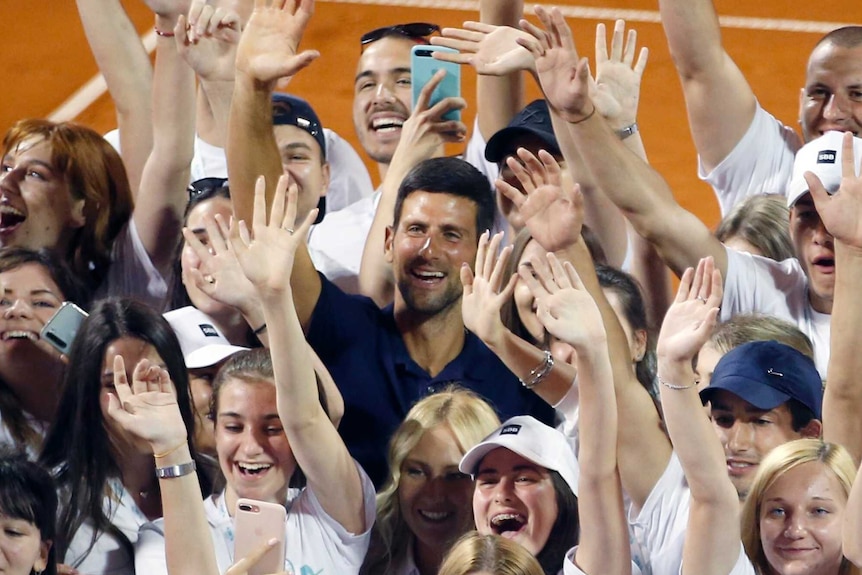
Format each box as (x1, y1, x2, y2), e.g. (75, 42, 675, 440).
(187, 177, 229, 201)
(360, 22, 440, 48)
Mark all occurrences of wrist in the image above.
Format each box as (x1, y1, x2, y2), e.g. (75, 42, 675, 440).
(614, 122, 638, 140)
(154, 13, 180, 32)
(151, 439, 190, 466)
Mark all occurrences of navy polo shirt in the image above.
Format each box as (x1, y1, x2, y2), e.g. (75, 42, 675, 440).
(307, 274, 555, 487)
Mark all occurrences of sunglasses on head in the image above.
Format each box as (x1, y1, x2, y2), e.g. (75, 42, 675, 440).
(187, 177, 229, 201)
(360, 22, 440, 48)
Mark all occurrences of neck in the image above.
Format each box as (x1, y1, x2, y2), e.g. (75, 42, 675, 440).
(808, 289, 833, 314)
(394, 300, 466, 377)
(1, 348, 63, 421)
(118, 450, 161, 519)
(413, 536, 446, 575)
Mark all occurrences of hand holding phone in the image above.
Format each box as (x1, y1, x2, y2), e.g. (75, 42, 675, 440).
(233, 499, 286, 575)
(41, 302, 88, 356)
(411, 45, 461, 121)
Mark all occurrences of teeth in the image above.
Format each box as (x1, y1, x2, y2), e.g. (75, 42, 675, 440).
(419, 510, 450, 521)
(728, 462, 752, 468)
(491, 513, 525, 527)
(415, 271, 444, 278)
(237, 462, 272, 474)
(1, 330, 37, 341)
(372, 118, 404, 131)
(0, 204, 25, 229)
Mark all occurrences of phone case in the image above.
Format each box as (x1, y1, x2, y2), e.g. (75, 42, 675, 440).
(40, 302, 88, 355)
(411, 45, 461, 122)
(233, 498, 286, 575)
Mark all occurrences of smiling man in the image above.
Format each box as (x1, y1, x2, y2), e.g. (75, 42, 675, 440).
(658, 0, 862, 215)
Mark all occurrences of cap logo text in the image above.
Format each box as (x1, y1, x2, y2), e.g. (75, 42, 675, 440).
(817, 150, 837, 164)
(199, 324, 218, 337)
(500, 424, 522, 436)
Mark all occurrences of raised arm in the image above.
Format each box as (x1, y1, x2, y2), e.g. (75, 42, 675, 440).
(357, 71, 466, 306)
(229, 175, 366, 534)
(105, 356, 219, 575)
(227, 0, 320, 328)
(521, 6, 728, 280)
(655, 258, 742, 575)
(530, 253, 629, 575)
(499, 145, 672, 510)
(658, 0, 756, 172)
(74, 0, 156, 194)
(133, 4, 197, 274)
(810, 132, 862, 465)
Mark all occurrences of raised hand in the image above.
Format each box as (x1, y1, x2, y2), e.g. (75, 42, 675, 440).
(182, 214, 260, 311)
(495, 148, 584, 252)
(519, 6, 593, 123)
(104, 355, 188, 454)
(592, 20, 648, 129)
(228, 174, 318, 297)
(234, 0, 318, 86)
(430, 21, 535, 76)
(460, 231, 516, 347)
(807, 131, 862, 249)
(656, 257, 722, 366)
(176, 0, 242, 82)
(520, 252, 605, 350)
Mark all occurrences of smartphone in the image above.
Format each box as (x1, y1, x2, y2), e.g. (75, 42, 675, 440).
(411, 45, 461, 122)
(40, 302, 88, 355)
(234, 498, 286, 575)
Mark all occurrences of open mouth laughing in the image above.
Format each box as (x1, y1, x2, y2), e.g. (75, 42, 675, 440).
(490, 512, 527, 538)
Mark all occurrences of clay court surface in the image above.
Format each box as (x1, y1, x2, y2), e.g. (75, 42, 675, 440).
(4, 0, 859, 227)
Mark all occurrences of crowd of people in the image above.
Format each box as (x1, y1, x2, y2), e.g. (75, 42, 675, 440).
(2, 0, 862, 574)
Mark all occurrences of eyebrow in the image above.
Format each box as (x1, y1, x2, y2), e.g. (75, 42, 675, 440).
(2, 156, 56, 172)
(2, 287, 60, 298)
(281, 142, 313, 153)
(218, 412, 281, 421)
(354, 66, 412, 85)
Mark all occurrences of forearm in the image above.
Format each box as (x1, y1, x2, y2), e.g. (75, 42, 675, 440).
(823, 241, 862, 465)
(844, 457, 862, 565)
(158, 444, 220, 575)
(358, 181, 398, 307)
(486, 330, 577, 406)
(476, 0, 524, 141)
(199, 80, 235, 148)
(658, 0, 724, 77)
(75, 0, 153, 193)
(628, 224, 674, 332)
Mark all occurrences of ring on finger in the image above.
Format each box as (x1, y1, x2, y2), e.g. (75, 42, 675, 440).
(696, 296, 707, 303)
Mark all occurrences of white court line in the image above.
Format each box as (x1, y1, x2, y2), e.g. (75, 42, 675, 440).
(48, 2, 855, 122)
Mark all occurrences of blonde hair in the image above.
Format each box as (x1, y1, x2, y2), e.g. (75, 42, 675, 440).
(438, 532, 544, 575)
(361, 388, 500, 575)
(709, 314, 814, 360)
(741, 439, 859, 575)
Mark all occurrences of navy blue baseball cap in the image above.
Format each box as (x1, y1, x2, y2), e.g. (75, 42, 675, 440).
(484, 99, 561, 163)
(271, 93, 326, 160)
(700, 340, 823, 419)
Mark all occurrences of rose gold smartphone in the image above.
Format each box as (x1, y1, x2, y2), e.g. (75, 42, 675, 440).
(233, 498, 286, 575)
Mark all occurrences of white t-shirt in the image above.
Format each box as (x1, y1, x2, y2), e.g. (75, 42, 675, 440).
(135, 465, 376, 575)
(699, 102, 802, 216)
(563, 545, 643, 575)
(96, 219, 168, 310)
(722, 247, 830, 377)
(63, 480, 149, 575)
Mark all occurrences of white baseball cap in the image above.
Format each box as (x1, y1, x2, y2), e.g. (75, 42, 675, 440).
(459, 415, 579, 496)
(787, 130, 862, 208)
(163, 306, 248, 369)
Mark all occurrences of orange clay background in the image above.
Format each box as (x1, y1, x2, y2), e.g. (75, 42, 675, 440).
(2, 0, 859, 231)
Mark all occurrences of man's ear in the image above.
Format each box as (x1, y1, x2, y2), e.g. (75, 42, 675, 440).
(320, 161, 331, 197)
(384, 225, 395, 264)
(69, 197, 87, 229)
(800, 418, 823, 439)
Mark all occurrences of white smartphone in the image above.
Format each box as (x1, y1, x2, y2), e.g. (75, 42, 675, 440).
(411, 44, 461, 122)
(233, 498, 286, 575)
(40, 302, 88, 355)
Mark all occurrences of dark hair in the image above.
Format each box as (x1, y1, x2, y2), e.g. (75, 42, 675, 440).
(714, 195, 793, 262)
(0, 448, 58, 575)
(393, 157, 495, 237)
(534, 471, 579, 575)
(814, 26, 862, 49)
(0, 247, 90, 308)
(39, 298, 207, 567)
(595, 265, 657, 398)
(165, 180, 232, 311)
(210, 348, 330, 489)
(0, 247, 89, 451)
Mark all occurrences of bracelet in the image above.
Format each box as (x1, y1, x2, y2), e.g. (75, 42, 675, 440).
(568, 104, 596, 125)
(615, 122, 639, 140)
(520, 350, 555, 390)
(155, 460, 197, 479)
(154, 27, 175, 37)
(153, 441, 186, 459)
(253, 322, 267, 336)
(658, 375, 698, 391)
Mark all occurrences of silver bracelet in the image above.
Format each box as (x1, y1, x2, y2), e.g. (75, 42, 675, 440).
(155, 460, 197, 479)
(520, 350, 555, 390)
(615, 122, 639, 140)
(658, 375, 697, 391)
